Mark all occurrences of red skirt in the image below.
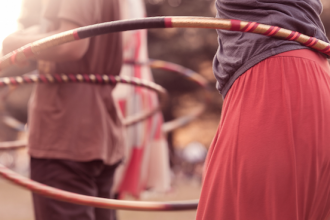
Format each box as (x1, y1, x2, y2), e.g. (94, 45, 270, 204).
(197, 49, 330, 220)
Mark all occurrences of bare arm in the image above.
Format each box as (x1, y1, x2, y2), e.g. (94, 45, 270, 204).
(2, 19, 90, 62)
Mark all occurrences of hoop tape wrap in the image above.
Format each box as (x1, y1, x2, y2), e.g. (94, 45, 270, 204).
(1, 16, 330, 211)
(0, 74, 168, 127)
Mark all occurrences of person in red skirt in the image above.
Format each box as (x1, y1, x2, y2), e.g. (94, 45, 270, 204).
(196, 0, 330, 220)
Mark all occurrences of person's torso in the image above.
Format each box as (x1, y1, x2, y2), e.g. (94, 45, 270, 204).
(28, 0, 125, 165)
(213, 0, 330, 97)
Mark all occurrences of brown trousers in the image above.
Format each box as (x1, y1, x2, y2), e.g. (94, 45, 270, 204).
(30, 157, 119, 220)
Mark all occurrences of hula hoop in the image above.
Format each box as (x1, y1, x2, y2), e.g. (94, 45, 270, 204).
(124, 59, 210, 133)
(0, 140, 26, 150)
(2, 115, 26, 132)
(0, 17, 329, 71)
(1, 16, 329, 211)
(125, 59, 209, 89)
(0, 163, 198, 211)
(0, 74, 168, 127)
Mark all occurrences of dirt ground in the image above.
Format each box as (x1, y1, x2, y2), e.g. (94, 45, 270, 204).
(0, 174, 200, 220)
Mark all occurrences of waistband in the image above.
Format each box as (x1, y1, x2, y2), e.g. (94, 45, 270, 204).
(274, 49, 330, 73)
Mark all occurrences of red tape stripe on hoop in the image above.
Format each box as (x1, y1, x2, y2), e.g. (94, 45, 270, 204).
(286, 31, 301, 41)
(10, 51, 17, 64)
(164, 17, 173, 28)
(241, 22, 258, 32)
(72, 30, 81, 40)
(230, 20, 241, 31)
(263, 26, 280, 36)
(303, 37, 318, 47)
(320, 45, 330, 53)
(23, 45, 34, 58)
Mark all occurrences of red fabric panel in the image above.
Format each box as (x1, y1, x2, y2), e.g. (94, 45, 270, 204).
(134, 32, 142, 93)
(117, 100, 126, 117)
(164, 17, 173, 28)
(230, 19, 241, 31)
(119, 148, 144, 197)
(197, 49, 330, 220)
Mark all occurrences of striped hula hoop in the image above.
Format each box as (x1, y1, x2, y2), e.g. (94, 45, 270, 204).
(0, 17, 329, 70)
(1, 16, 329, 211)
(0, 74, 168, 126)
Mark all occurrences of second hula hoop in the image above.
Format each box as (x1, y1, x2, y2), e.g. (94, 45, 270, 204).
(0, 74, 168, 126)
(125, 59, 211, 133)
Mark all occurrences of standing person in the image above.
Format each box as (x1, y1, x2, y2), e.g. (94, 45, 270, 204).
(112, 0, 171, 198)
(197, 1, 330, 220)
(2, 0, 124, 219)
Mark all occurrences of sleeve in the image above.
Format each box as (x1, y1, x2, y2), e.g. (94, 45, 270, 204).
(56, 0, 96, 27)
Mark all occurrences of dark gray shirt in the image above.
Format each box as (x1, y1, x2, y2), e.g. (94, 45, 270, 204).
(214, 0, 330, 97)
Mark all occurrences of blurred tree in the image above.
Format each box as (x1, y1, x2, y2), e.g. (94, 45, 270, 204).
(145, 0, 218, 89)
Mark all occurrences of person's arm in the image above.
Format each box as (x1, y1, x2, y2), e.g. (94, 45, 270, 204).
(2, 19, 90, 62)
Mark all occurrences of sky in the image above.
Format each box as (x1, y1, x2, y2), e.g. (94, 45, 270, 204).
(0, 0, 23, 54)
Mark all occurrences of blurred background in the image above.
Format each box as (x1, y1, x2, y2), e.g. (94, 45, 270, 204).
(0, 0, 329, 220)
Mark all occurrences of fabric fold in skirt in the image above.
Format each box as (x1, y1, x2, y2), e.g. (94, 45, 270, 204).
(196, 49, 330, 220)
